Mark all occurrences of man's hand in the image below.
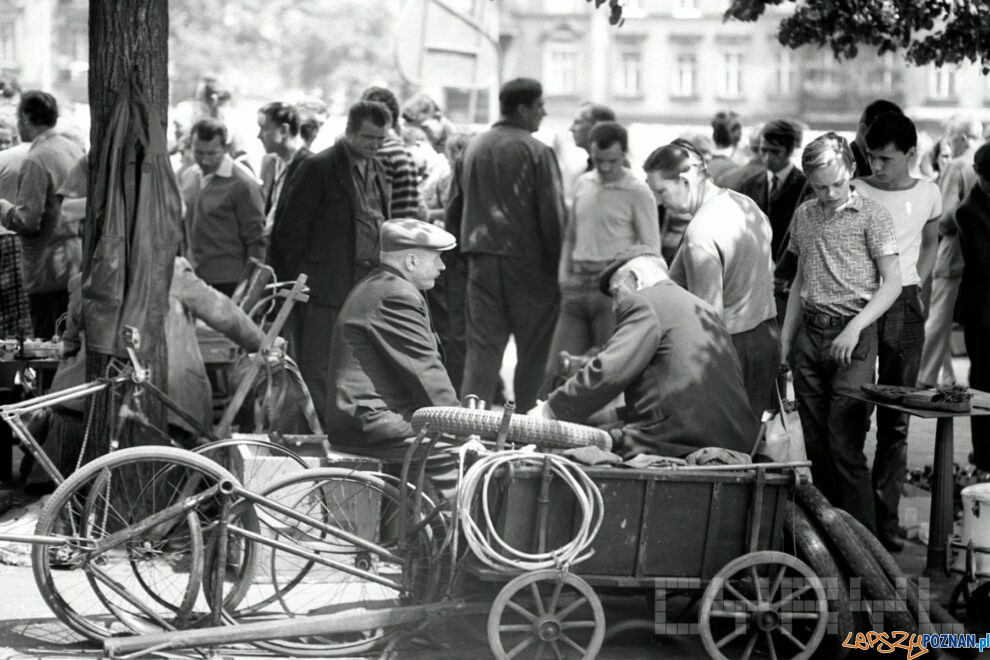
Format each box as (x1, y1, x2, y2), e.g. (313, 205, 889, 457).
(829, 323, 862, 365)
(527, 400, 555, 420)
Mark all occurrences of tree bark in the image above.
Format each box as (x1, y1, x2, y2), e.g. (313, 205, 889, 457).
(82, 0, 170, 463)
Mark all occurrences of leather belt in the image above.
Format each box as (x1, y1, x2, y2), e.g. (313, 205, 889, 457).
(802, 311, 853, 329)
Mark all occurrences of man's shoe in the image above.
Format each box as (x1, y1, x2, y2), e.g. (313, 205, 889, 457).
(880, 535, 904, 553)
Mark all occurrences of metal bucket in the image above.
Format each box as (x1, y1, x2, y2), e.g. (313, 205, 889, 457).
(952, 483, 990, 576)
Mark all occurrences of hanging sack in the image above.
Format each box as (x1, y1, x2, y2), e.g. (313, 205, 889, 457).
(753, 385, 810, 479)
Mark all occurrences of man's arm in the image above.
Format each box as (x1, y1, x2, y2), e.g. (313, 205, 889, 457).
(174, 258, 265, 351)
(272, 159, 322, 279)
(916, 217, 939, 288)
(370, 291, 459, 407)
(235, 179, 267, 262)
(547, 295, 660, 423)
(938, 161, 964, 238)
(779, 265, 804, 365)
(536, 147, 565, 267)
(0, 159, 47, 235)
(672, 238, 725, 318)
(831, 254, 901, 364)
(632, 183, 662, 250)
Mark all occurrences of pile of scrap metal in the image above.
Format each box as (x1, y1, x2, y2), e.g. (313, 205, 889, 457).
(786, 483, 975, 659)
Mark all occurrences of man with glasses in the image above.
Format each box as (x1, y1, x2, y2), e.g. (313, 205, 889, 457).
(273, 100, 392, 425)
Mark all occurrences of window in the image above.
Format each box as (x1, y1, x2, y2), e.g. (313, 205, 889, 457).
(672, 0, 702, 18)
(804, 50, 841, 95)
(615, 47, 642, 97)
(719, 51, 744, 98)
(672, 53, 697, 98)
(774, 48, 795, 96)
(544, 43, 579, 95)
(928, 66, 957, 101)
(0, 21, 14, 63)
(622, 0, 647, 19)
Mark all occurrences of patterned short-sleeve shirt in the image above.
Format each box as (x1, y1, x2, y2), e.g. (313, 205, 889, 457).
(788, 189, 898, 316)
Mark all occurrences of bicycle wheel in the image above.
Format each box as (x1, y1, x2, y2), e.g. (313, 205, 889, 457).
(222, 468, 441, 656)
(194, 436, 311, 488)
(32, 446, 241, 641)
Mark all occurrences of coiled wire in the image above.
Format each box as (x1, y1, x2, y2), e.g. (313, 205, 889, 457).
(456, 450, 604, 572)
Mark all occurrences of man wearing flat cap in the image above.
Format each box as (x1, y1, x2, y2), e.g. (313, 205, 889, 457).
(326, 218, 460, 453)
(534, 245, 757, 458)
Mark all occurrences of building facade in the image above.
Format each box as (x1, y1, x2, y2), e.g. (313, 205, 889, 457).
(499, 0, 990, 131)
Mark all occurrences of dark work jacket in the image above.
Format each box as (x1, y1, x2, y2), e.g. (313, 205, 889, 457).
(736, 167, 810, 264)
(266, 146, 312, 269)
(82, 77, 181, 358)
(954, 184, 990, 328)
(548, 280, 757, 458)
(272, 140, 390, 306)
(326, 265, 458, 446)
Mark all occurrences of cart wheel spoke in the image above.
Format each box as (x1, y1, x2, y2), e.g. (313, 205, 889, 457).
(777, 623, 807, 650)
(547, 577, 564, 615)
(750, 566, 764, 604)
(716, 623, 750, 649)
(741, 628, 760, 660)
(773, 583, 813, 609)
(507, 599, 538, 623)
(499, 623, 534, 633)
(559, 632, 587, 654)
(711, 610, 749, 621)
(530, 582, 546, 617)
(765, 630, 779, 660)
(768, 565, 786, 602)
(507, 633, 536, 658)
(724, 582, 758, 612)
(549, 640, 565, 660)
(780, 611, 820, 621)
(535, 642, 547, 660)
(555, 595, 588, 621)
(560, 619, 598, 630)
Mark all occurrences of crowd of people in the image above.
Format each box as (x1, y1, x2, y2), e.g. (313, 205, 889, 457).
(0, 78, 988, 552)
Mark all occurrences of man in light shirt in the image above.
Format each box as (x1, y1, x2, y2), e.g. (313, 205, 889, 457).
(544, 121, 659, 390)
(854, 111, 942, 552)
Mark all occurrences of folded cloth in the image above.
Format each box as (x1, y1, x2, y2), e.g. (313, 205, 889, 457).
(623, 454, 687, 470)
(561, 445, 624, 466)
(685, 447, 752, 466)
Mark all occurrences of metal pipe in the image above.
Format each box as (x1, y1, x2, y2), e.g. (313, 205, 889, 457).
(103, 599, 472, 656)
(231, 484, 403, 564)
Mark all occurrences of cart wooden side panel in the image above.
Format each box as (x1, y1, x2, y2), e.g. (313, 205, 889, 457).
(489, 466, 792, 581)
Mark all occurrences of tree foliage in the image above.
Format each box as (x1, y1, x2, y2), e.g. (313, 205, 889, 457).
(592, 0, 990, 71)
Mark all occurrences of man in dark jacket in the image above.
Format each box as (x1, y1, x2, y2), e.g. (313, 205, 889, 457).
(326, 219, 459, 488)
(538, 245, 757, 458)
(272, 100, 392, 424)
(955, 142, 990, 470)
(451, 78, 565, 412)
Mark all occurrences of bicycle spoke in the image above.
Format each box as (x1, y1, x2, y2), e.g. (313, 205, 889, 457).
(559, 632, 586, 654)
(773, 583, 813, 609)
(547, 578, 564, 615)
(716, 623, 750, 648)
(768, 565, 786, 602)
(555, 595, 588, 620)
(750, 566, 764, 605)
(507, 633, 536, 658)
(724, 582, 758, 611)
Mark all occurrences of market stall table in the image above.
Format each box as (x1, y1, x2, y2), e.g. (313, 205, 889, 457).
(850, 387, 990, 576)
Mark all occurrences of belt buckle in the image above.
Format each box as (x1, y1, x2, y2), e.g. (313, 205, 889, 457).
(814, 313, 831, 328)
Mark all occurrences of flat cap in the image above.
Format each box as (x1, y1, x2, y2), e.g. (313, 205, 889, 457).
(599, 244, 664, 296)
(380, 219, 456, 253)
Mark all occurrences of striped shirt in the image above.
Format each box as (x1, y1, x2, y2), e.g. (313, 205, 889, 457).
(376, 135, 421, 219)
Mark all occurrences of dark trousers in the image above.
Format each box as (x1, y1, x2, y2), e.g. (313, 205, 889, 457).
(28, 290, 69, 339)
(461, 254, 559, 412)
(542, 280, 615, 395)
(731, 317, 781, 420)
(793, 320, 878, 533)
(872, 286, 925, 539)
(965, 323, 990, 470)
(298, 302, 340, 428)
(426, 252, 468, 396)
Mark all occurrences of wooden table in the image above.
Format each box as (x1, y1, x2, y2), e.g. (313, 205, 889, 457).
(850, 388, 990, 575)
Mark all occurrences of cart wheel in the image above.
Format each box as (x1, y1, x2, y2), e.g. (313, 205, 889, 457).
(487, 569, 604, 660)
(699, 551, 827, 660)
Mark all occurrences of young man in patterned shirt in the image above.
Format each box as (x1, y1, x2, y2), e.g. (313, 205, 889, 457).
(780, 133, 902, 533)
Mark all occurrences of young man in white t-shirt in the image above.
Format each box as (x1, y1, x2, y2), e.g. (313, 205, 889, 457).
(855, 111, 942, 552)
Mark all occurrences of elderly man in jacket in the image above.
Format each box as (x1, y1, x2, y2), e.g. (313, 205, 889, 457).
(535, 245, 757, 459)
(326, 219, 460, 494)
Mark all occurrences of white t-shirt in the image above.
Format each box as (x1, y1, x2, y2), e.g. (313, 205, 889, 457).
(853, 178, 942, 286)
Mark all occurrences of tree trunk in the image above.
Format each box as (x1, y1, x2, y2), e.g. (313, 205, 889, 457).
(82, 0, 170, 464)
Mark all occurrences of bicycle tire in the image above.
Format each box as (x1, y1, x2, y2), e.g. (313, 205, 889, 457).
(411, 406, 612, 451)
(222, 468, 441, 656)
(794, 484, 916, 633)
(32, 446, 240, 641)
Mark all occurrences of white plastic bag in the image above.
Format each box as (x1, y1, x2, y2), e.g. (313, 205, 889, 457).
(754, 386, 810, 479)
